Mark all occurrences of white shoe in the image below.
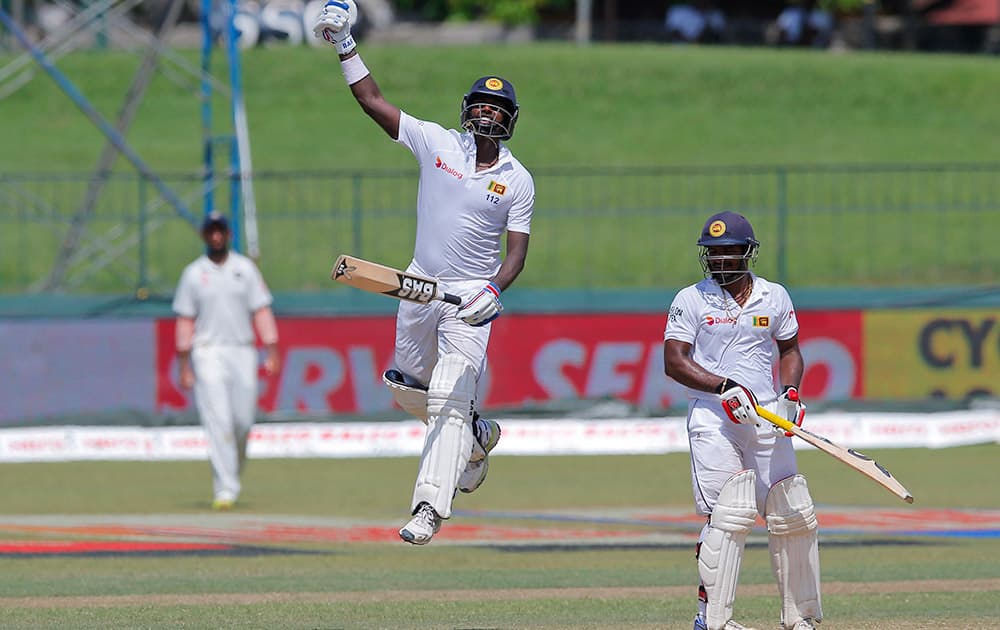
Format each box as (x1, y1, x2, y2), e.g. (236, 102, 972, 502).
(693, 613, 759, 630)
(458, 417, 501, 493)
(786, 619, 820, 630)
(398, 502, 441, 545)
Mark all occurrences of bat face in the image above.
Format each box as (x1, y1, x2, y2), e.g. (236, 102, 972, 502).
(755, 404, 913, 503)
(332, 255, 443, 304)
(394, 274, 438, 302)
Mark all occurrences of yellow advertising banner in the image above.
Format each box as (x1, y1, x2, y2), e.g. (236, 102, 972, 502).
(865, 310, 999, 400)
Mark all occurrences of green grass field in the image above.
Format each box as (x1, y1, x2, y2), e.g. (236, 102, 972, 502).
(2, 45, 1000, 294)
(4, 45, 1000, 172)
(0, 444, 997, 628)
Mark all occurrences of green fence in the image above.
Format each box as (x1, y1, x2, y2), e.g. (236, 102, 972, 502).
(2, 163, 999, 295)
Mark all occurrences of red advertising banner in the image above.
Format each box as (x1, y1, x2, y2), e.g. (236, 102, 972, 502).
(156, 317, 397, 414)
(155, 310, 864, 415)
(798, 310, 864, 400)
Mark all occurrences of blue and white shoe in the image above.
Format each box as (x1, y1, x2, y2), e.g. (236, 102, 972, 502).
(693, 613, 759, 630)
(458, 416, 501, 493)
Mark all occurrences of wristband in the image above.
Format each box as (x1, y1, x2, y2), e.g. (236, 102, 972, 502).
(340, 52, 368, 85)
(716, 378, 735, 394)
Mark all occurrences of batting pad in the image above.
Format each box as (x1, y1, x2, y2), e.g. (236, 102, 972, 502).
(699, 469, 757, 630)
(382, 370, 429, 423)
(766, 474, 822, 627)
(411, 353, 476, 518)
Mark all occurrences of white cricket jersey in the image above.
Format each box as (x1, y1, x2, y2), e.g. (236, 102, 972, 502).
(172, 252, 273, 347)
(663, 273, 798, 404)
(395, 110, 534, 283)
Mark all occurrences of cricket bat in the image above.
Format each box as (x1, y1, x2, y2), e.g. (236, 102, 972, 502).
(331, 254, 462, 306)
(755, 405, 915, 504)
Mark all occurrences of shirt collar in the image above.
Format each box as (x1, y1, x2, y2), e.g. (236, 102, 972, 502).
(745, 273, 766, 304)
(461, 132, 510, 168)
(703, 272, 766, 303)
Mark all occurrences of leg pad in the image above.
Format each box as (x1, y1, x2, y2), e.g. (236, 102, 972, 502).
(699, 469, 758, 630)
(410, 354, 477, 518)
(766, 474, 822, 627)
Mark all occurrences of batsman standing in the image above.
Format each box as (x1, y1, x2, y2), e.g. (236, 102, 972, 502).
(173, 211, 281, 510)
(312, 1, 535, 544)
(663, 211, 821, 630)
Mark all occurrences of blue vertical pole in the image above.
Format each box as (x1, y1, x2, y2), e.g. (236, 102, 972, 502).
(223, 0, 243, 253)
(200, 0, 214, 218)
(229, 136, 242, 253)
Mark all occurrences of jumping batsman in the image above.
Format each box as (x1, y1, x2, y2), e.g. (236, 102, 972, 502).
(313, 1, 534, 544)
(173, 211, 280, 510)
(663, 211, 821, 630)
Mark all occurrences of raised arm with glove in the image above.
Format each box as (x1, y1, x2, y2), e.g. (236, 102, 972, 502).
(312, 0, 358, 54)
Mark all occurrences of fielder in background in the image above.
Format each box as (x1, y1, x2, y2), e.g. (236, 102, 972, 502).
(312, 1, 535, 545)
(663, 211, 821, 630)
(173, 211, 281, 511)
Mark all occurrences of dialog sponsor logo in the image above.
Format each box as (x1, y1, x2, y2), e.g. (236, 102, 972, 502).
(434, 156, 464, 180)
(705, 315, 738, 326)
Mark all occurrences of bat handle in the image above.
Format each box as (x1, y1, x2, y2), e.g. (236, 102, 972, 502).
(442, 292, 462, 306)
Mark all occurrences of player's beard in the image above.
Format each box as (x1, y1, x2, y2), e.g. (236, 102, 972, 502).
(710, 263, 749, 287)
(712, 270, 743, 286)
(207, 243, 228, 260)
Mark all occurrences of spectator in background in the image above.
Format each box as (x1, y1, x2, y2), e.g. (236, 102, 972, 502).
(666, 1, 728, 44)
(173, 211, 280, 511)
(776, 0, 834, 48)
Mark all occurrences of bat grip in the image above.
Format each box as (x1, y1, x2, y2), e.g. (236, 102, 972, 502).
(756, 405, 794, 432)
(442, 292, 462, 306)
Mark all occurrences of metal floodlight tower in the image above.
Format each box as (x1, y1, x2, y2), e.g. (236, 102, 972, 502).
(200, 0, 259, 259)
(0, 0, 260, 294)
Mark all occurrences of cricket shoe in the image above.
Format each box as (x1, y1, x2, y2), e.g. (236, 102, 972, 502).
(785, 619, 820, 630)
(399, 502, 441, 545)
(211, 498, 235, 511)
(693, 613, 759, 630)
(458, 417, 501, 493)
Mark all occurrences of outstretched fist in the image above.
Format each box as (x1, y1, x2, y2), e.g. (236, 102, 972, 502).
(312, 0, 358, 54)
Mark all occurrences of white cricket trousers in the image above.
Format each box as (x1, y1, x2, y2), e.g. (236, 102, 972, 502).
(393, 278, 492, 390)
(192, 345, 258, 502)
(687, 399, 799, 517)
(393, 280, 492, 519)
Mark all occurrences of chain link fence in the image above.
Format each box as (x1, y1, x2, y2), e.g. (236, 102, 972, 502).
(2, 163, 999, 295)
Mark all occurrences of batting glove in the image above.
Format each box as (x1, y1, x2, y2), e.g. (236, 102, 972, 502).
(777, 385, 806, 437)
(457, 281, 503, 327)
(718, 378, 761, 426)
(312, 0, 357, 54)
